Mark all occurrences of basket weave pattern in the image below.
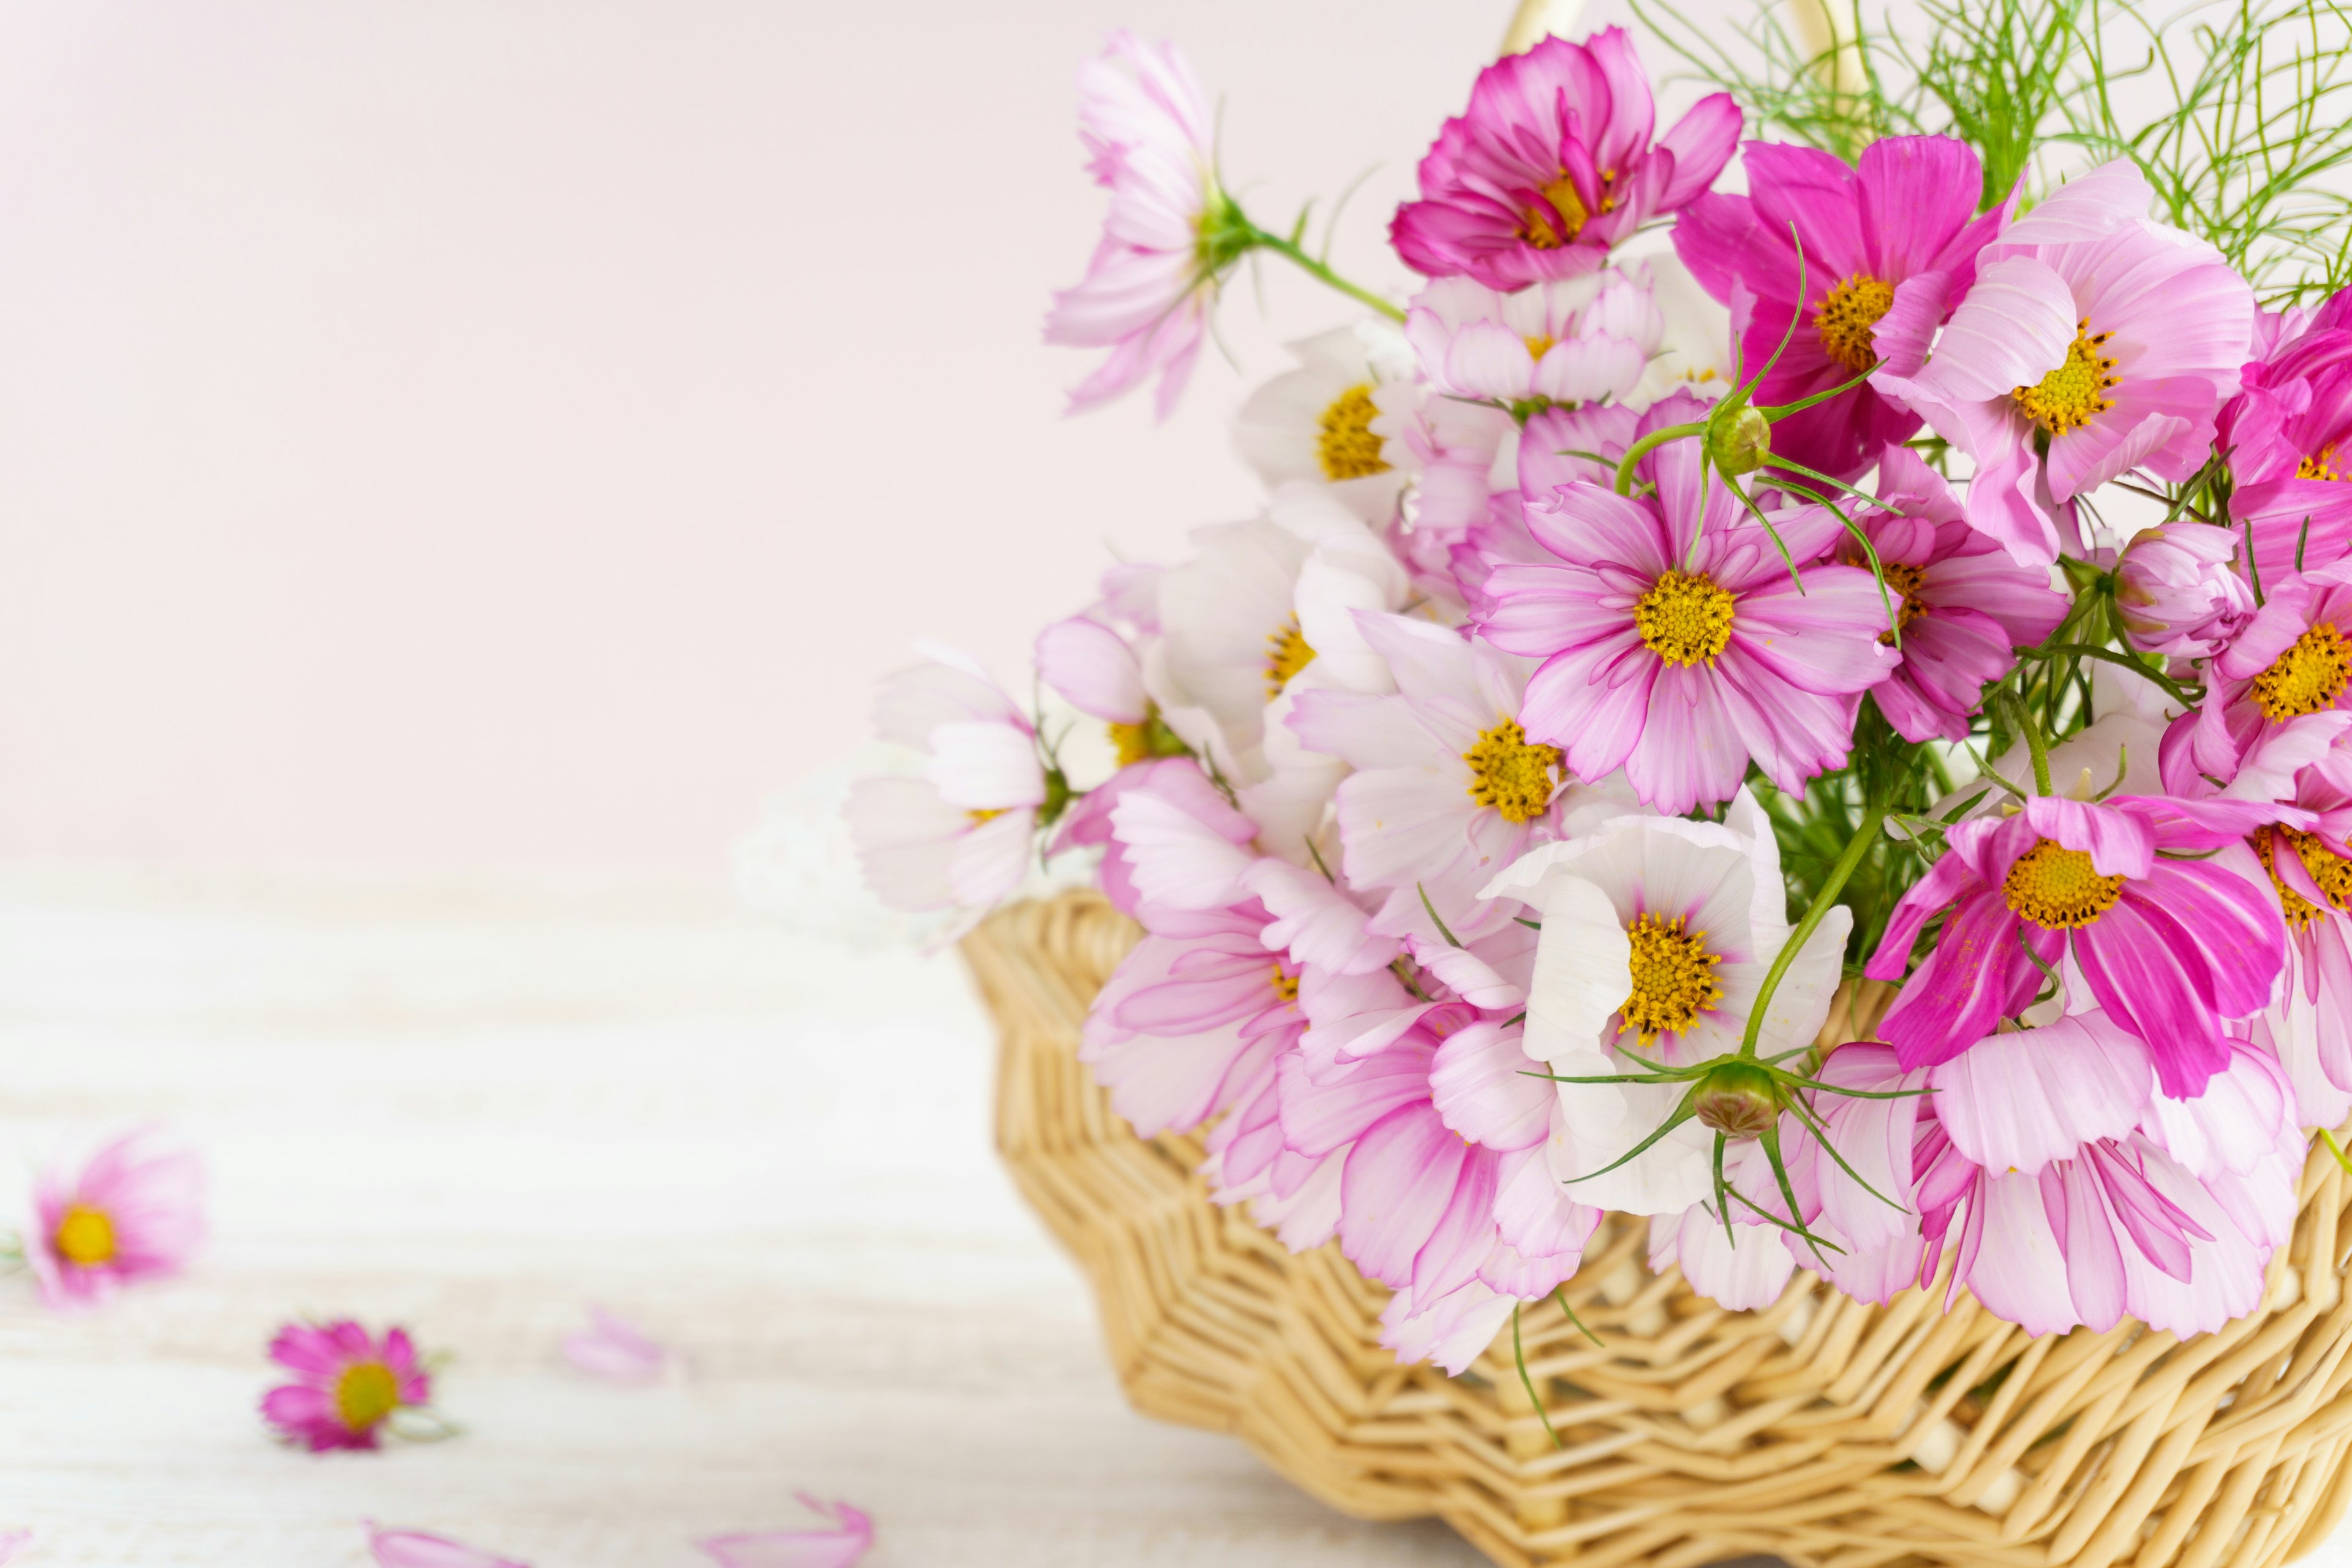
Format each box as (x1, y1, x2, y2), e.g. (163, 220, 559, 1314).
(965, 889, 2352, 1568)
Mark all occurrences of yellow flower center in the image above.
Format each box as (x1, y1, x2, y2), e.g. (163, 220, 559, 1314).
(1461, 718, 1562, 824)
(1875, 560, 1929, 646)
(2002, 838, 2125, 929)
(1314, 383, 1390, 482)
(333, 1362, 404, 1433)
(2255, 827, 2352, 930)
(1815, 274, 1895, 374)
(1620, 913, 1722, 1046)
(967, 807, 1006, 826)
(1519, 170, 1613, 249)
(2012, 320, 2119, 436)
(1270, 963, 1300, 1004)
(2252, 622, 2352, 721)
(1522, 333, 1557, 361)
(1635, 570, 1736, 667)
(2298, 447, 2345, 483)
(1265, 616, 1316, 699)
(53, 1204, 116, 1267)
(1107, 722, 1152, 769)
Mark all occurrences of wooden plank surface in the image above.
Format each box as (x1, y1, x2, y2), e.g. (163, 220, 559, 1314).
(0, 866, 1485, 1567)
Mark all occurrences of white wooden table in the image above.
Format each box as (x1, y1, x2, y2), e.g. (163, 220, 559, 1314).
(0, 864, 1488, 1566)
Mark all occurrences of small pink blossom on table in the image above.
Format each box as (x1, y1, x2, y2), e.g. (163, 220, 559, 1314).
(561, 1303, 669, 1383)
(700, 1494, 873, 1568)
(0, 1530, 26, 1565)
(364, 1521, 528, 1568)
(28, 1128, 203, 1310)
(260, 1319, 435, 1452)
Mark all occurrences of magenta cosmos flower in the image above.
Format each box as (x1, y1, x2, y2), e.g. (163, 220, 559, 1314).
(1865, 794, 2288, 1097)
(29, 1129, 203, 1310)
(1043, 32, 1221, 418)
(1390, 28, 1739, 290)
(1672, 135, 2010, 481)
(2185, 560, 2352, 783)
(1841, 445, 2068, 742)
(2222, 286, 2352, 581)
(1473, 396, 1896, 814)
(262, 1319, 434, 1452)
(1876, 162, 2254, 568)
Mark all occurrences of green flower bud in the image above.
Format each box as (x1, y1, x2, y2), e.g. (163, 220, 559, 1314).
(1706, 405, 1772, 477)
(1692, 1061, 1778, 1140)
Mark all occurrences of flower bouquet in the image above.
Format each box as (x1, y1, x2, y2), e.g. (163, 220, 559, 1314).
(852, 4, 2352, 1565)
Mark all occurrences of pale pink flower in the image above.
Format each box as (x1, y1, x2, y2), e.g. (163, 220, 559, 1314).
(1044, 33, 1224, 418)
(1036, 614, 1148, 727)
(845, 646, 1045, 938)
(2114, 522, 2256, 658)
(1875, 162, 2255, 568)
(1402, 271, 1660, 410)
(1475, 393, 1897, 814)
(1234, 322, 1417, 522)
(701, 1495, 873, 1568)
(2243, 765, 2352, 1127)
(0, 1534, 23, 1566)
(561, 1305, 668, 1384)
(29, 1128, 203, 1310)
(260, 1319, 434, 1452)
(365, 1522, 528, 1568)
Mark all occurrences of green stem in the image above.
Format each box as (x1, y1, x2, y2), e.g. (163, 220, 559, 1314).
(1738, 803, 1885, 1058)
(1613, 420, 1706, 495)
(2001, 690, 2054, 796)
(1245, 226, 1406, 322)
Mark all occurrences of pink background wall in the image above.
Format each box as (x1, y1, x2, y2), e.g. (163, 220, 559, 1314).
(0, 0, 1679, 872)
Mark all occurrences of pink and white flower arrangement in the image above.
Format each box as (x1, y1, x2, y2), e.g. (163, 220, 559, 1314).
(853, 17, 2352, 1380)
(25, 1129, 203, 1310)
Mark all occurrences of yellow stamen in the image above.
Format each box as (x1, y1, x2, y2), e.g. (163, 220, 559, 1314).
(1635, 570, 1736, 667)
(2002, 838, 2125, 929)
(1518, 170, 1614, 250)
(967, 807, 1006, 826)
(2255, 827, 2352, 930)
(1461, 718, 1562, 824)
(1265, 616, 1316, 699)
(2012, 319, 2119, 436)
(333, 1362, 403, 1433)
(1620, 913, 1722, 1046)
(1270, 964, 1300, 1004)
(1522, 333, 1558, 362)
(1874, 560, 1929, 646)
(2251, 622, 2352, 721)
(2298, 447, 2344, 483)
(53, 1204, 116, 1267)
(1314, 384, 1389, 481)
(1815, 274, 1895, 374)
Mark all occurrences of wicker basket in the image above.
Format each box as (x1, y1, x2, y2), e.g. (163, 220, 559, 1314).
(963, 889, 2352, 1568)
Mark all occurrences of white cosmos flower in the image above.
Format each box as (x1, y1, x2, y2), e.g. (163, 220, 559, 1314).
(845, 644, 1046, 941)
(1234, 321, 1416, 524)
(1479, 788, 1850, 1215)
(1143, 484, 1411, 856)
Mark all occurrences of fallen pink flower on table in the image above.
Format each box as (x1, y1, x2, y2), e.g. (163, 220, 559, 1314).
(260, 1319, 434, 1452)
(699, 1494, 873, 1568)
(364, 1521, 528, 1568)
(561, 1305, 668, 1383)
(0, 1529, 27, 1564)
(28, 1128, 204, 1310)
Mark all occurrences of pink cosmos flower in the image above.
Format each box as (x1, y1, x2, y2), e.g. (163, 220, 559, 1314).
(1234, 322, 1417, 523)
(701, 1496, 873, 1568)
(2185, 560, 2352, 786)
(1044, 32, 1223, 418)
(1865, 793, 2290, 1097)
(1875, 162, 2255, 568)
(261, 1319, 434, 1452)
(561, 1305, 668, 1383)
(1672, 135, 2011, 481)
(2221, 285, 2352, 581)
(845, 646, 1045, 939)
(2114, 521, 2256, 659)
(1474, 394, 1897, 814)
(364, 1522, 528, 1568)
(28, 1129, 203, 1310)
(1402, 271, 1660, 409)
(1390, 28, 1740, 290)
(1839, 446, 2068, 742)
(2243, 762, 2352, 1126)
(1288, 613, 1574, 943)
